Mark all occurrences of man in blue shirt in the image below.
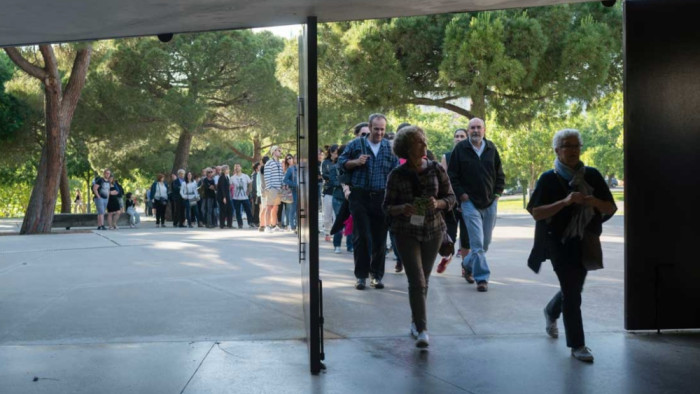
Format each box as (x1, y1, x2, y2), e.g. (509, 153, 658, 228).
(338, 113, 399, 290)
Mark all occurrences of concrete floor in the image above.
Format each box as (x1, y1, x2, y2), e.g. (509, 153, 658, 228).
(1, 215, 698, 393)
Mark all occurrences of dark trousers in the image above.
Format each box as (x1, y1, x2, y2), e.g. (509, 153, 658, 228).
(154, 200, 167, 225)
(233, 199, 254, 228)
(349, 190, 389, 280)
(445, 209, 470, 251)
(173, 195, 185, 226)
(219, 199, 233, 228)
(251, 197, 260, 226)
(202, 198, 216, 226)
(545, 238, 588, 348)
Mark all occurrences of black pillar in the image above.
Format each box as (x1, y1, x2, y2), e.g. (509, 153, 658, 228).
(625, 0, 700, 330)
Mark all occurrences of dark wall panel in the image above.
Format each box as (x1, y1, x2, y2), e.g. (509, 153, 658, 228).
(625, 0, 700, 329)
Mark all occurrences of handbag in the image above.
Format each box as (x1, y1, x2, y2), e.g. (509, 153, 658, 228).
(581, 230, 603, 270)
(438, 231, 454, 257)
(281, 187, 294, 204)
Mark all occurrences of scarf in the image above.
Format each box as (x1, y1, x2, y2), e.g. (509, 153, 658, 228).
(554, 158, 594, 242)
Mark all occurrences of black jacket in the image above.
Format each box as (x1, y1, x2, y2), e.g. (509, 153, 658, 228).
(447, 138, 505, 209)
(217, 174, 231, 201)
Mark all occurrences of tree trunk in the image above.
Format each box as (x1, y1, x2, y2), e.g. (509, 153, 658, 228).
(252, 136, 262, 164)
(59, 161, 71, 213)
(6, 45, 92, 234)
(471, 87, 487, 120)
(172, 128, 193, 174)
(21, 77, 64, 234)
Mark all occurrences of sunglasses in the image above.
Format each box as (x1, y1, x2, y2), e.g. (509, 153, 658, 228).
(360, 132, 369, 137)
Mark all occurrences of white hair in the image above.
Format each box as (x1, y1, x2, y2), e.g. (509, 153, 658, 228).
(552, 129, 583, 151)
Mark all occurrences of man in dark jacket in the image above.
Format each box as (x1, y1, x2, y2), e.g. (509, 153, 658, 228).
(447, 117, 505, 292)
(171, 169, 186, 227)
(217, 165, 233, 228)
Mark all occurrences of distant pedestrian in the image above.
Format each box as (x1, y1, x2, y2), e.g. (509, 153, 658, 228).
(150, 174, 169, 227)
(231, 163, 255, 229)
(92, 169, 111, 230)
(125, 192, 141, 227)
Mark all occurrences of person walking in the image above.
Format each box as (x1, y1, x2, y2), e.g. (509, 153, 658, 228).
(438, 128, 471, 274)
(328, 145, 352, 253)
(106, 175, 123, 229)
(264, 146, 284, 233)
(338, 113, 400, 290)
(447, 118, 505, 292)
(150, 174, 169, 227)
(250, 162, 261, 228)
(92, 169, 111, 230)
(231, 163, 256, 229)
(180, 171, 200, 227)
(527, 128, 616, 362)
(383, 126, 456, 348)
(171, 169, 186, 227)
(74, 189, 85, 213)
(283, 155, 298, 232)
(201, 168, 217, 228)
(321, 146, 337, 241)
(217, 165, 233, 229)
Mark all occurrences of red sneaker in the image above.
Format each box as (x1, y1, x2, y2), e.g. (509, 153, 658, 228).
(436, 254, 452, 274)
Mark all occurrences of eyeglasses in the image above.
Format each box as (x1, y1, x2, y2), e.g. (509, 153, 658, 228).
(559, 144, 582, 150)
(469, 126, 483, 130)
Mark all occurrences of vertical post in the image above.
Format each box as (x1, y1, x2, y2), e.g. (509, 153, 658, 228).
(624, 0, 700, 330)
(306, 15, 322, 375)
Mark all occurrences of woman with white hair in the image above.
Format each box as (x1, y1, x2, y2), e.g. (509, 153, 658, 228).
(527, 128, 617, 362)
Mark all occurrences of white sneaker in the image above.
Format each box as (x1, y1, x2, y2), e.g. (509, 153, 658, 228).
(544, 308, 559, 338)
(416, 331, 429, 348)
(334, 247, 341, 254)
(410, 322, 419, 339)
(571, 346, 594, 362)
(265, 227, 273, 233)
(273, 226, 283, 232)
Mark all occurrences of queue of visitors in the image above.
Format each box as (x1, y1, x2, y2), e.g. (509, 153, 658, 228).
(88, 112, 616, 360)
(92, 148, 298, 232)
(321, 113, 615, 358)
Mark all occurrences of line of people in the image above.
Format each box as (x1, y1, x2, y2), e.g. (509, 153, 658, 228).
(326, 113, 616, 361)
(137, 152, 298, 231)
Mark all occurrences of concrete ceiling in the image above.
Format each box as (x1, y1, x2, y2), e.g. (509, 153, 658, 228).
(0, 0, 590, 47)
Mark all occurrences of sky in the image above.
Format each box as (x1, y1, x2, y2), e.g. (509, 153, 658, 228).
(252, 25, 303, 39)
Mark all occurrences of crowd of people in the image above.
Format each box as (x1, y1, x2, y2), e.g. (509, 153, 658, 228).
(88, 112, 616, 361)
(90, 150, 299, 232)
(321, 113, 616, 360)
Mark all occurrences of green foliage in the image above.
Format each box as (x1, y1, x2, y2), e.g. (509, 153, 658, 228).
(0, 52, 30, 142)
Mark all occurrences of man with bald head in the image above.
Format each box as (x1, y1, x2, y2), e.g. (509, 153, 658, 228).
(447, 118, 505, 292)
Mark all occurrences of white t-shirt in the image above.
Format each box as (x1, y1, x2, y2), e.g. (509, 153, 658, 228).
(368, 140, 381, 156)
(231, 173, 251, 200)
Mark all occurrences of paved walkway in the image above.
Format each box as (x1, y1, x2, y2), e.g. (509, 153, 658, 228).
(0, 215, 698, 393)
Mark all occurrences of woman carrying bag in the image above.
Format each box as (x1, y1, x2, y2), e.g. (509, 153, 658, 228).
(527, 128, 617, 362)
(383, 126, 456, 349)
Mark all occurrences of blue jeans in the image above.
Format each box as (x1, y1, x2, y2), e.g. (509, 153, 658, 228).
(331, 196, 351, 249)
(460, 200, 498, 282)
